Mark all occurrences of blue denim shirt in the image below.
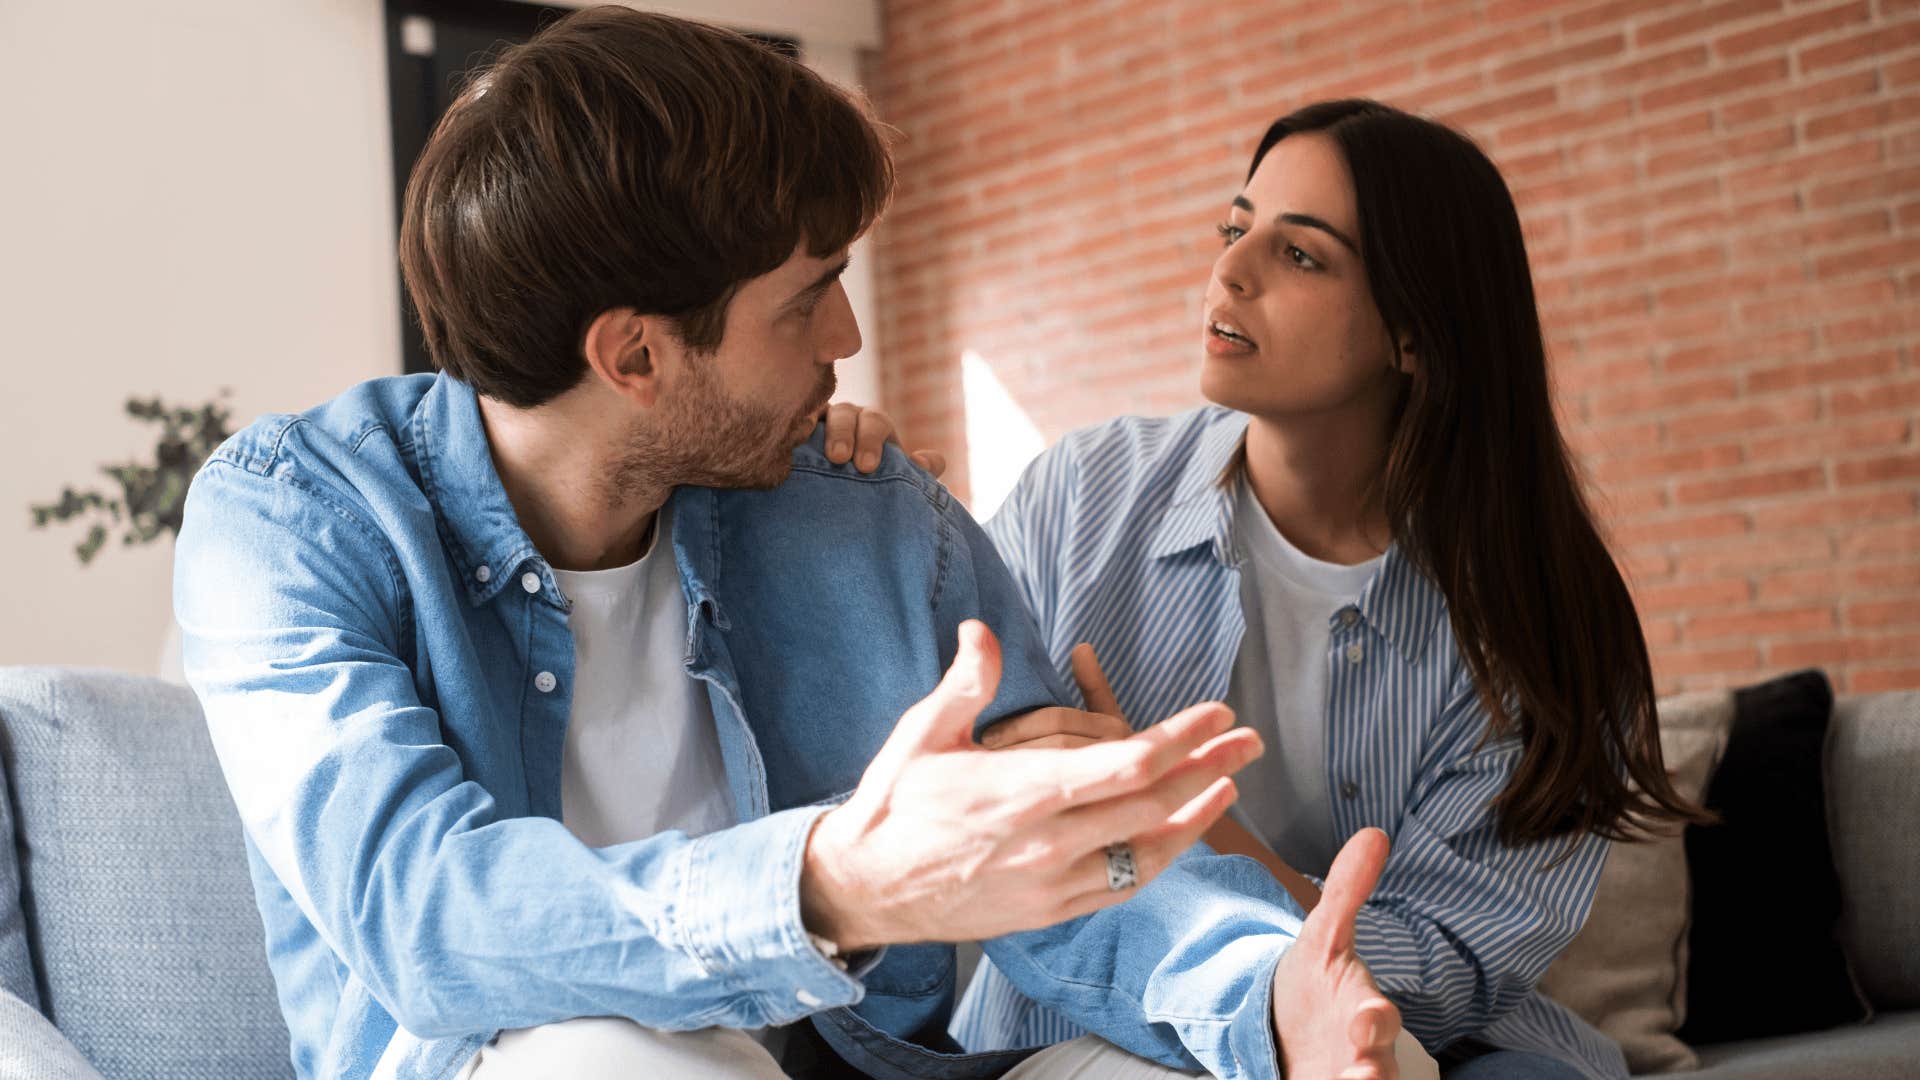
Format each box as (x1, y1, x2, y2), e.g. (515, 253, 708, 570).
(175, 374, 1311, 1080)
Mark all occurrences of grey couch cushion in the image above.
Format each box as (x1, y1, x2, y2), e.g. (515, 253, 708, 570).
(0, 743, 38, 1010)
(1827, 691, 1920, 1009)
(0, 668, 292, 1080)
(1676, 1009, 1920, 1079)
(0, 987, 104, 1080)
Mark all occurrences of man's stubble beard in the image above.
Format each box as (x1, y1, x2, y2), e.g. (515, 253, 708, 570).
(604, 361, 836, 507)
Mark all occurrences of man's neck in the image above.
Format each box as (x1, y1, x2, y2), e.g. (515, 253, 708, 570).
(477, 392, 668, 572)
(1240, 399, 1396, 567)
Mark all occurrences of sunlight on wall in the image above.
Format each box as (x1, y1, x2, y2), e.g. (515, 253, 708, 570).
(960, 350, 1045, 522)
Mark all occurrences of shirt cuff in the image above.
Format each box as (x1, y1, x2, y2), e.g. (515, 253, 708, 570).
(1227, 942, 1287, 1080)
(676, 804, 867, 1025)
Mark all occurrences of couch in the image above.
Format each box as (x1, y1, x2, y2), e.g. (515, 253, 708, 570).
(1, 666, 1915, 1079)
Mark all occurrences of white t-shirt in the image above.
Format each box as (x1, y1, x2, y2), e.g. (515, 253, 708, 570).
(1224, 480, 1383, 878)
(551, 504, 734, 848)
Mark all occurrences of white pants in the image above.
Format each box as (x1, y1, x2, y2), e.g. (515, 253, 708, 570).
(454, 1020, 1200, 1078)
(453, 1018, 1441, 1079)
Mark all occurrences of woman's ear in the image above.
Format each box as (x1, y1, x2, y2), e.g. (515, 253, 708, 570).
(582, 307, 662, 407)
(1391, 337, 1417, 376)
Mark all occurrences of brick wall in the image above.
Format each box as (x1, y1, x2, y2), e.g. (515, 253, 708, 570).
(869, 0, 1920, 694)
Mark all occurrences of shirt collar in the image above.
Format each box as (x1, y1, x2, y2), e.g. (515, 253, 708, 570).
(1148, 407, 1447, 665)
(1146, 409, 1250, 562)
(410, 374, 550, 607)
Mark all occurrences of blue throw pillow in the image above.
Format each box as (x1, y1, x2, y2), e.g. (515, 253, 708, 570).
(0, 667, 293, 1080)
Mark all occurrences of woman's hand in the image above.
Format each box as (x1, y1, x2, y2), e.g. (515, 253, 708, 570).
(983, 643, 1327, 913)
(820, 402, 947, 478)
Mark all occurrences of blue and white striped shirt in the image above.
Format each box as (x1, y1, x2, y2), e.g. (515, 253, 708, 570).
(950, 406, 1629, 1080)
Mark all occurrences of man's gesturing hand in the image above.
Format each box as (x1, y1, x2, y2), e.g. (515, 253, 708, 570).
(800, 620, 1264, 951)
(1272, 828, 1403, 1080)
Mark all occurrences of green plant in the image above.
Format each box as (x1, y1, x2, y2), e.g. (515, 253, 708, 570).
(30, 394, 234, 565)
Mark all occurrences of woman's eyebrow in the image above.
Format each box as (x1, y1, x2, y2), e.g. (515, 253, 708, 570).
(1231, 195, 1358, 254)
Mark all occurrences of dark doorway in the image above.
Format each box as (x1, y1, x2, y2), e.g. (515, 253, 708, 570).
(383, 1, 801, 375)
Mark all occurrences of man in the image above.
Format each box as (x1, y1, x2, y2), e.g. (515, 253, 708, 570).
(175, 7, 1402, 1079)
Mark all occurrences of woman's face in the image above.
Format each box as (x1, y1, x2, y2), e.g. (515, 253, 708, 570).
(1200, 132, 1403, 420)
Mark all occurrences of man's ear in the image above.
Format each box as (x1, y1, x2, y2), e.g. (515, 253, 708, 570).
(581, 307, 667, 407)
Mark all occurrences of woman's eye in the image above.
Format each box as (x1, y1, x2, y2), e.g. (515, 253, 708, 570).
(1286, 245, 1321, 271)
(1214, 222, 1245, 247)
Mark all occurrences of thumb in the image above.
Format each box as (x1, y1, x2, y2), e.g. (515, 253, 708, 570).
(1308, 827, 1389, 957)
(1069, 642, 1123, 718)
(879, 620, 1003, 762)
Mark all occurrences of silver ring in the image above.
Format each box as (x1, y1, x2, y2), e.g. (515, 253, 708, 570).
(1104, 841, 1138, 892)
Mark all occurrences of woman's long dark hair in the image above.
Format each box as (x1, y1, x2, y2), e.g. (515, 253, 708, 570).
(1251, 100, 1711, 846)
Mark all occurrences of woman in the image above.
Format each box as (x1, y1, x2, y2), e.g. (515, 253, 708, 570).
(834, 99, 1704, 1080)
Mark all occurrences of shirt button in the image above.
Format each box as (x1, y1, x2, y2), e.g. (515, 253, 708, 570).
(474, 565, 491, 584)
(533, 671, 557, 693)
(1341, 781, 1360, 800)
(521, 571, 541, 594)
(1340, 608, 1359, 628)
(1346, 642, 1365, 664)
(795, 988, 823, 1008)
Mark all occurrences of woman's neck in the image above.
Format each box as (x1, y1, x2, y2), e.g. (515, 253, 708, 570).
(1240, 408, 1394, 566)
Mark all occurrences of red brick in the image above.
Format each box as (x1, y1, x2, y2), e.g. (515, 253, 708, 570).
(1799, 19, 1920, 74)
(1752, 490, 1916, 531)
(1687, 605, 1835, 640)
(1675, 464, 1827, 505)
(1847, 598, 1920, 629)
(1641, 57, 1790, 113)
(1617, 511, 1753, 547)
(1849, 667, 1920, 693)
(1595, 442, 1745, 482)
(1494, 33, 1628, 85)
(1636, 0, 1783, 48)
(1768, 633, 1920, 667)
(1594, 45, 1713, 91)
(1638, 578, 1755, 613)
(1591, 375, 1741, 417)
(1563, 0, 1695, 35)
(1839, 522, 1920, 559)
(1832, 377, 1920, 417)
(1747, 350, 1900, 392)
(1655, 645, 1765, 678)
(1665, 395, 1822, 442)
(1816, 238, 1920, 280)
(1836, 453, 1920, 487)
(1725, 138, 1882, 193)
(1711, 1, 1871, 59)
(1748, 416, 1912, 463)
(1720, 69, 1880, 128)
(1429, 21, 1557, 72)
(1646, 124, 1795, 180)
(1806, 94, 1920, 142)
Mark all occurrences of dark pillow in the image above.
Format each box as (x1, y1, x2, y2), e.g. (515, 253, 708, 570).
(1678, 669, 1871, 1044)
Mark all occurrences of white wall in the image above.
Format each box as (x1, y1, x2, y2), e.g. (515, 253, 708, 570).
(0, 0, 884, 673)
(0, 0, 402, 672)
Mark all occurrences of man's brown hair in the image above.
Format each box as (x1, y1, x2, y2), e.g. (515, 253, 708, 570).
(398, 6, 893, 407)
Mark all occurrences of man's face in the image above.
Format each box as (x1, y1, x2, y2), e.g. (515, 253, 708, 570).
(633, 242, 860, 491)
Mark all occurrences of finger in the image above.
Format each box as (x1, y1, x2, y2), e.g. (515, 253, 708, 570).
(852, 407, 895, 472)
(1008, 701, 1243, 809)
(978, 706, 1132, 749)
(1349, 998, 1398, 1053)
(824, 402, 860, 463)
(1055, 775, 1240, 900)
(1046, 733, 1258, 857)
(982, 733, 1107, 751)
(1311, 827, 1390, 957)
(910, 449, 948, 478)
(875, 620, 1004, 764)
(1070, 643, 1124, 717)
